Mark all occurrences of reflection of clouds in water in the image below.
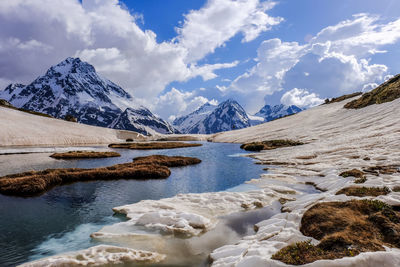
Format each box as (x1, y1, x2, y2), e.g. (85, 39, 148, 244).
(29, 217, 119, 261)
(0, 142, 264, 266)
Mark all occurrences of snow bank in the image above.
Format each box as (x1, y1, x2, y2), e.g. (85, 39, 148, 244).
(19, 245, 165, 267)
(0, 106, 144, 146)
(92, 188, 291, 239)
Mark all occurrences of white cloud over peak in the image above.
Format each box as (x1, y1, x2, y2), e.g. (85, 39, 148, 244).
(0, 0, 282, 115)
(226, 13, 400, 113)
(280, 88, 324, 108)
(153, 88, 217, 121)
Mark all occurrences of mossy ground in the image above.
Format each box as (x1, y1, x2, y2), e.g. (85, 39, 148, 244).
(345, 74, 400, 109)
(336, 186, 390, 197)
(273, 200, 400, 265)
(324, 92, 362, 104)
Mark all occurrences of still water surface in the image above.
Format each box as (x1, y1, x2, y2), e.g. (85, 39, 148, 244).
(0, 142, 264, 266)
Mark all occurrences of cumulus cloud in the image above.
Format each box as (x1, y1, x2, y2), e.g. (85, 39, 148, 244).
(280, 88, 324, 108)
(176, 0, 282, 62)
(227, 13, 400, 112)
(153, 88, 218, 121)
(0, 0, 281, 118)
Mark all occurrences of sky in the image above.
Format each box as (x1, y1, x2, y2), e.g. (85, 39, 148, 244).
(1, 0, 400, 121)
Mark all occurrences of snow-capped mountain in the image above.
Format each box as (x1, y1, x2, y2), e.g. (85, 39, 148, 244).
(174, 99, 251, 134)
(173, 102, 217, 133)
(255, 104, 302, 122)
(0, 57, 175, 135)
(1, 57, 131, 127)
(110, 107, 178, 135)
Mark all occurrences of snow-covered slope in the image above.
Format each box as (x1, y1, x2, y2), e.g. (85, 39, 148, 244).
(0, 106, 143, 146)
(174, 99, 251, 134)
(255, 104, 302, 122)
(0, 57, 175, 135)
(110, 107, 178, 136)
(173, 103, 217, 133)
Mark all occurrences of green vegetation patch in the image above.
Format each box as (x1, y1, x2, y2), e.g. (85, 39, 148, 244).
(240, 139, 304, 152)
(345, 74, 400, 109)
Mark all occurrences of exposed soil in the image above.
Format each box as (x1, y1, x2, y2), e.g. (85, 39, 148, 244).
(109, 142, 202, 150)
(336, 186, 390, 197)
(240, 139, 304, 152)
(272, 200, 400, 265)
(50, 151, 121, 159)
(0, 155, 201, 197)
(345, 74, 400, 109)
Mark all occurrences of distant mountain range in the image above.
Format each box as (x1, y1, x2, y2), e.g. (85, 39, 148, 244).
(0, 57, 303, 136)
(173, 101, 303, 134)
(255, 104, 303, 122)
(0, 57, 177, 135)
(173, 99, 251, 134)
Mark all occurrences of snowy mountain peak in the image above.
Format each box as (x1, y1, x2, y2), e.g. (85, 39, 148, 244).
(174, 99, 251, 134)
(47, 57, 96, 76)
(0, 57, 174, 135)
(173, 102, 218, 133)
(255, 104, 302, 122)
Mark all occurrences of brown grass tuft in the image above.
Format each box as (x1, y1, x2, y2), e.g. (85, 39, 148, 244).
(336, 186, 390, 197)
(345, 74, 400, 109)
(109, 142, 202, 150)
(273, 199, 400, 265)
(133, 155, 201, 167)
(0, 155, 201, 197)
(363, 165, 400, 176)
(339, 169, 365, 178)
(240, 139, 304, 152)
(50, 151, 121, 159)
(324, 92, 362, 104)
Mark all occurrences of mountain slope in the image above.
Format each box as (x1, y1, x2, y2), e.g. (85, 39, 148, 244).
(110, 107, 178, 135)
(255, 104, 302, 122)
(182, 99, 251, 134)
(0, 106, 143, 146)
(173, 103, 217, 133)
(0, 57, 175, 135)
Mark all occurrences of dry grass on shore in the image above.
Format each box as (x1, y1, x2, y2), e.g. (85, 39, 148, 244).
(240, 139, 304, 152)
(336, 186, 390, 197)
(272, 200, 400, 265)
(50, 151, 121, 159)
(109, 142, 202, 150)
(0, 155, 201, 197)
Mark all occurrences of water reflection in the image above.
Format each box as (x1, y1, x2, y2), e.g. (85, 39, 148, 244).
(0, 142, 263, 266)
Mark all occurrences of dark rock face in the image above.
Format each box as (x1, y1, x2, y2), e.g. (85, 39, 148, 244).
(0, 57, 176, 135)
(255, 104, 302, 122)
(110, 107, 178, 136)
